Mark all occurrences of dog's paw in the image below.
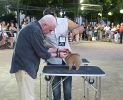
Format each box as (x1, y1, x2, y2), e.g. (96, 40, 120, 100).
(76, 67, 80, 70)
(68, 67, 72, 70)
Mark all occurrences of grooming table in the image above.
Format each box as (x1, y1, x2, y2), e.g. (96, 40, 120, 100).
(40, 65, 105, 100)
(82, 58, 91, 66)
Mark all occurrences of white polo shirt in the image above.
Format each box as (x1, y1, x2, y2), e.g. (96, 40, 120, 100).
(45, 17, 72, 64)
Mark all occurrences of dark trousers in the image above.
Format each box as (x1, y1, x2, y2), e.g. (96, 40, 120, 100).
(120, 32, 123, 43)
(47, 61, 72, 100)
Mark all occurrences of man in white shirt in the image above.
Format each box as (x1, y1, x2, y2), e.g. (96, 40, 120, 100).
(43, 8, 85, 100)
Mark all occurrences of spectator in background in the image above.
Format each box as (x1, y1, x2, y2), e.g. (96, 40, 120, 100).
(14, 23, 19, 42)
(93, 24, 99, 40)
(109, 25, 117, 42)
(1, 21, 8, 44)
(25, 19, 28, 24)
(68, 31, 74, 43)
(79, 24, 84, 40)
(21, 21, 27, 29)
(119, 23, 123, 44)
(86, 24, 93, 41)
(82, 26, 87, 40)
(110, 22, 115, 29)
(8, 22, 16, 48)
(0, 20, 2, 41)
(15, 23, 19, 31)
(114, 24, 120, 43)
(103, 24, 111, 38)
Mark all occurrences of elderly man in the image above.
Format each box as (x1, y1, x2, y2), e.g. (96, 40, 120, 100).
(10, 15, 69, 100)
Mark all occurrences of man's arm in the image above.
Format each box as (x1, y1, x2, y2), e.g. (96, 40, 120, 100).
(48, 47, 69, 58)
(48, 47, 69, 53)
(68, 19, 85, 36)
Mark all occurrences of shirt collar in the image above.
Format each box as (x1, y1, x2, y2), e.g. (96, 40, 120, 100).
(56, 17, 60, 25)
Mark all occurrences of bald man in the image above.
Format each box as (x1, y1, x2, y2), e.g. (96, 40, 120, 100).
(10, 15, 68, 100)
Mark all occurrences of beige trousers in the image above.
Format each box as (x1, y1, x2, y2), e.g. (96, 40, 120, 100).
(15, 70, 35, 100)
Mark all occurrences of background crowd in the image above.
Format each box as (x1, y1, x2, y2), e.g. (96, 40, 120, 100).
(0, 20, 28, 49)
(0, 19, 123, 50)
(69, 22, 123, 44)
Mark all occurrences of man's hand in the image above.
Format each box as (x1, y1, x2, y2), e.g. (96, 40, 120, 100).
(72, 28, 79, 36)
(59, 48, 69, 52)
(46, 45, 55, 48)
(59, 52, 67, 58)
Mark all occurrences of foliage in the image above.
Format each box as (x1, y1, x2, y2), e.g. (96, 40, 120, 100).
(0, 1, 7, 16)
(0, 1, 17, 22)
(1, 12, 16, 23)
(0, 0, 123, 23)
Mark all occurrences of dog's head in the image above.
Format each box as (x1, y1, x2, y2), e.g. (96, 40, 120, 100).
(65, 51, 72, 58)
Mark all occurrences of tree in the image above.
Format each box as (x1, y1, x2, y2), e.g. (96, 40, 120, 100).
(4, 12, 16, 23)
(1, 0, 123, 23)
(0, 0, 17, 23)
(101, 0, 123, 23)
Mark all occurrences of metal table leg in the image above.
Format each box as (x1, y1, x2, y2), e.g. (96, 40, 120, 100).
(95, 77, 98, 100)
(95, 77, 101, 100)
(46, 81, 48, 100)
(86, 77, 90, 100)
(48, 76, 68, 100)
(98, 77, 101, 100)
(40, 74, 41, 100)
(49, 77, 54, 100)
(83, 76, 86, 98)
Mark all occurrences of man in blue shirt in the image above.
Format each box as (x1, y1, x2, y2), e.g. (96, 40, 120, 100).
(10, 15, 69, 100)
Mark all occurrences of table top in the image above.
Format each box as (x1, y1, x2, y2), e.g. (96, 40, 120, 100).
(42, 65, 105, 76)
(82, 58, 91, 65)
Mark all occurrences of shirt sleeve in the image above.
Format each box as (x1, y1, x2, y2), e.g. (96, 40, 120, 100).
(30, 31, 51, 59)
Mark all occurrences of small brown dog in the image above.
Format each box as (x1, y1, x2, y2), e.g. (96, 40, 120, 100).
(65, 52, 82, 70)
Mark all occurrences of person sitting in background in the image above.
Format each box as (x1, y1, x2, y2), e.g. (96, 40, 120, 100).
(119, 23, 123, 44)
(1, 21, 8, 44)
(8, 22, 16, 48)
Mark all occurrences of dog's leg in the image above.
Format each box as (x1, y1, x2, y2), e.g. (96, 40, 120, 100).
(75, 63, 81, 70)
(76, 66, 80, 70)
(68, 64, 73, 70)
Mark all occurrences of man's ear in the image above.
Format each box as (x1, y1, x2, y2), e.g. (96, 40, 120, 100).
(54, 13, 57, 17)
(42, 22, 46, 27)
